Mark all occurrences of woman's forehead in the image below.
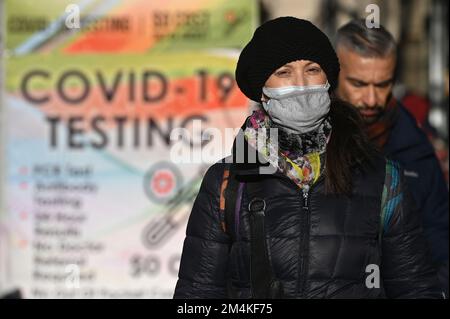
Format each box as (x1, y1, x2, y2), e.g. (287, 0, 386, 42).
(279, 60, 321, 67)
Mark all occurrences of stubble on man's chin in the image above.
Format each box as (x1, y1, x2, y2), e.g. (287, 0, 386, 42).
(357, 108, 385, 125)
(361, 115, 381, 125)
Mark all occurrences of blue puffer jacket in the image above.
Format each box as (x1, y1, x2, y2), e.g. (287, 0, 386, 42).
(382, 104, 449, 294)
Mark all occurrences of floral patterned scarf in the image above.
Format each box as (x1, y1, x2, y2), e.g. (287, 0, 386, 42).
(243, 109, 332, 191)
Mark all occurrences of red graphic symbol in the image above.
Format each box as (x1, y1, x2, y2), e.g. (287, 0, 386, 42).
(150, 169, 175, 197)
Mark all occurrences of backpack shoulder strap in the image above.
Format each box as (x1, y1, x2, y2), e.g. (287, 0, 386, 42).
(220, 166, 283, 298)
(380, 159, 403, 241)
(220, 164, 245, 298)
(246, 181, 284, 299)
(219, 165, 231, 233)
(219, 164, 244, 241)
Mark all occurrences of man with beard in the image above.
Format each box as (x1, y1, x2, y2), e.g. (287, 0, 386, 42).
(335, 19, 449, 297)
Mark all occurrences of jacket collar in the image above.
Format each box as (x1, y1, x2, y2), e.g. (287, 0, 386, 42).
(224, 118, 297, 180)
(383, 104, 435, 161)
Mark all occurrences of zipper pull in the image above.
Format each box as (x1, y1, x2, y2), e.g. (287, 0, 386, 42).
(302, 188, 309, 210)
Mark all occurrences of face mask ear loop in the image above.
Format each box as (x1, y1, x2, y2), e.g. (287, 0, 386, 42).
(261, 100, 271, 112)
(261, 91, 271, 105)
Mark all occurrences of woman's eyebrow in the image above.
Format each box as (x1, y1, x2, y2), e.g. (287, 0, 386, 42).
(278, 64, 293, 69)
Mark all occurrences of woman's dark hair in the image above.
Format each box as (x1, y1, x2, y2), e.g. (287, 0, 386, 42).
(325, 98, 379, 195)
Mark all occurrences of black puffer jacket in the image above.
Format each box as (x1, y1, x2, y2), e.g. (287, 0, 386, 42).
(174, 121, 441, 299)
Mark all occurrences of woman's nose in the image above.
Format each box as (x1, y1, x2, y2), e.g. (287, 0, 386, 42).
(292, 73, 306, 86)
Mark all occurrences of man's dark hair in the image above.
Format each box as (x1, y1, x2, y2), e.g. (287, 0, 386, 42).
(335, 19, 397, 58)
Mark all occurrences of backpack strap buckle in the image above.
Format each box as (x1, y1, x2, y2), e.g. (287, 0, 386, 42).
(248, 198, 266, 214)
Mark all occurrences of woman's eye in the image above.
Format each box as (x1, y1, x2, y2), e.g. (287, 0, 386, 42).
(275, 70, 289, 76)
(306, 67, 321, 74)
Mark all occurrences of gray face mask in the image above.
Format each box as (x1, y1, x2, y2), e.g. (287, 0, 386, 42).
(262, 82, 331, 134)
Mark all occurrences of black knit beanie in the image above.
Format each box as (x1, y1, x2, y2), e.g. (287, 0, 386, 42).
(235, 16, 340, 102)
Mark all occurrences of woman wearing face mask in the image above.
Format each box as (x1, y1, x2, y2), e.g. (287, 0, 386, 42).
(174, 17, 441, 299)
